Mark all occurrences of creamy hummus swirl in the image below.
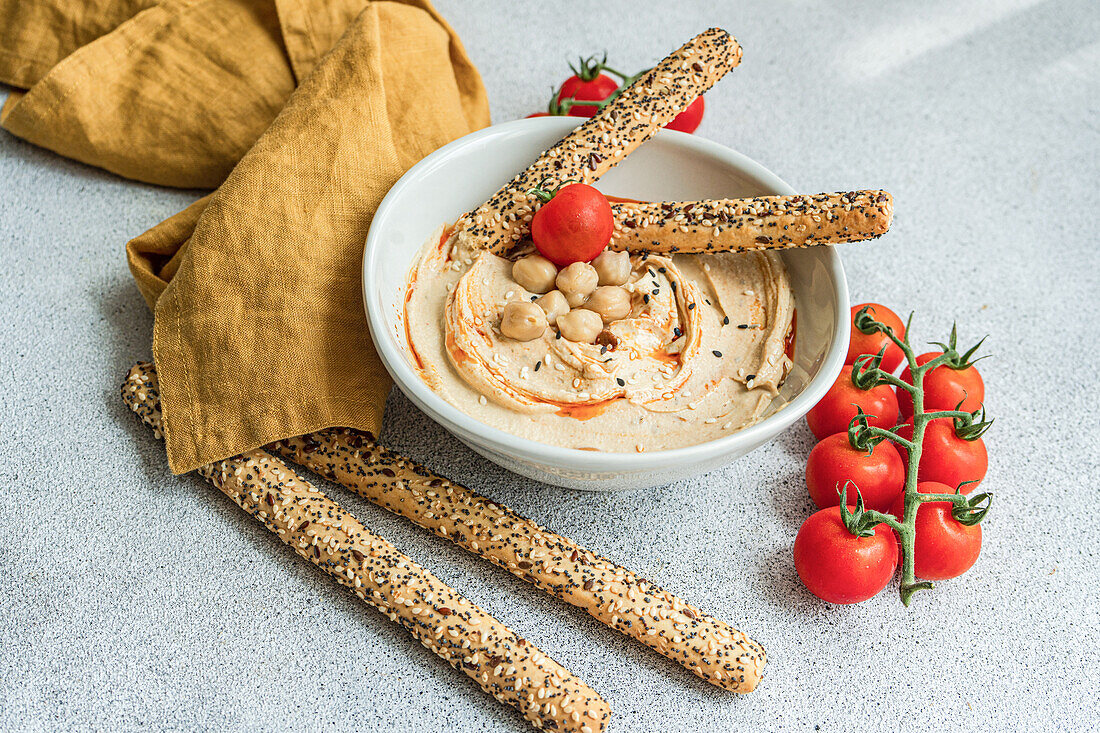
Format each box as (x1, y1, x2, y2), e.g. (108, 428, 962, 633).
(403, 226, 795, 452)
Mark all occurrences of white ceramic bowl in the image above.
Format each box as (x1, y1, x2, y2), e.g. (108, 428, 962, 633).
(364, 116, 849, 490)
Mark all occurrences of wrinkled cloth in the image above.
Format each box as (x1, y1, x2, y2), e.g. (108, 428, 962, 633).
(1, 0, 490, 472)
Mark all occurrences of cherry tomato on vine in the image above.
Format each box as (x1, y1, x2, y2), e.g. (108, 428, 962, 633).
(555, 71, 619, 118)
(846, 303, 906, 373)
(806, 366, 900, 441)
(897, 418, 988, 489)
(806, 433, 905, 513)
(794, 506, 898, 604)
(665, 95, 705, 133)
(529, 183, 613, 266)
(898, 352, 985, 419)
(890, 482, 981, 580)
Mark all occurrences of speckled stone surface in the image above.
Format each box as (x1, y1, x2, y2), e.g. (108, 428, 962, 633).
(1, 1, 1097, 731)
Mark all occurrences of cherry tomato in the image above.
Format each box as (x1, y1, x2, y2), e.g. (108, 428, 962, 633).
(806, 366, 900, 441)
(530, 183, 613, 266)
(794, 506, 898, 604)
(890, 482, 981, 580)
(806, 433, 905, 513)
(556, 72, 620, 117)
(665, 95, 705, 133)
(897, 419, 988, 489)
(846, 303, 906, 373)
(898, 352, 985, 419)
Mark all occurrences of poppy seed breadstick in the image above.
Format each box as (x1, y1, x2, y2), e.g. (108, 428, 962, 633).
(269, 428, 767, 694)
(458, 28, 742, 255)
(609, 191, 893, 254)
(121, 364, 611, 733)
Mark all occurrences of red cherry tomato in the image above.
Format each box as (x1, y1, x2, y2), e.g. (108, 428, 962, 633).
(806, 433, 905, 513)
(897, 419, 988, 489)
(794, 506, 898, 604)
(898, 352, 985, 419)
(665, 95, 705, 133)
(530, 183, 613, 266)
(806, 366, 900, 441)
(890, 482, 981, 580)
(556, 72, 620, 117)
(846, 303, 906, 373)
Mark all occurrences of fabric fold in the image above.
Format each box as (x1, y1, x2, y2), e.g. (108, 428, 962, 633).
(133, 2, 488, 472)
(1, 0, 296, 188)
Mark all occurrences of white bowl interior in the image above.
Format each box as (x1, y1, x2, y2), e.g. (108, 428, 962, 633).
(365, 117, 848, 489)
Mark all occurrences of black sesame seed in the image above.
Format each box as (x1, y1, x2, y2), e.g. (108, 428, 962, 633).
(673, 327, 682, 338)
(534, 360, 541, 371)
(738, 323, 749, 329)
(713, 350, 723, 357)
(746, 373, 756, 380)
(616, 378, 625, 387)
(723, 316, 730, 325)
(687, 302, 695, 310)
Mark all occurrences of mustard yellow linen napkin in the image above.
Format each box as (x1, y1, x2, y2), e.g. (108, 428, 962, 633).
(1, 1, 489, 472)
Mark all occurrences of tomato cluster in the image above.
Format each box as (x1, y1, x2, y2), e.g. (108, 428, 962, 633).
(795, 303, 991, 605)
(526, 55, 705, 133)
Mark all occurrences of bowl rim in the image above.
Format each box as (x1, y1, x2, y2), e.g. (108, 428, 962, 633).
(364, 116, 850, 473)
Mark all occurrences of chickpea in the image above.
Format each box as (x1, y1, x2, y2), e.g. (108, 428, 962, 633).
(534, 290, 569, 325)
(556, 308, 603, 343)
(511, 254, 558, 294)
(592, 249, 631, 286)
(555, 262, 599, 307)
(500, 301, 547, 342)
(583, 286, 632, 324)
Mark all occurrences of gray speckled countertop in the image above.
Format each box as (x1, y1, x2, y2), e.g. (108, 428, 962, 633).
(1, 1, 1098, 731)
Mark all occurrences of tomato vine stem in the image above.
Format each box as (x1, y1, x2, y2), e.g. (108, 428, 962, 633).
(846, 306, 994, 606)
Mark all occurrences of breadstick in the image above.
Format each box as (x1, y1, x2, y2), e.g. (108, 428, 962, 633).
(121, 364, 611, 733)
(267, 428, 767, 693)
(608, 191, 893, 254)
(458, 28, 742, 255)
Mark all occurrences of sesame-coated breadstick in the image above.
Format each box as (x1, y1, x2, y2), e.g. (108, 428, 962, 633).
(608, 191, 893, 254)
(267, 429, 767, 693)
(121, 364, 611, 733)
(458, 28, 742, 255)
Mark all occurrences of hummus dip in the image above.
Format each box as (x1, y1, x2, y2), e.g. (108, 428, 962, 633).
(402, 225, 795, 452)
